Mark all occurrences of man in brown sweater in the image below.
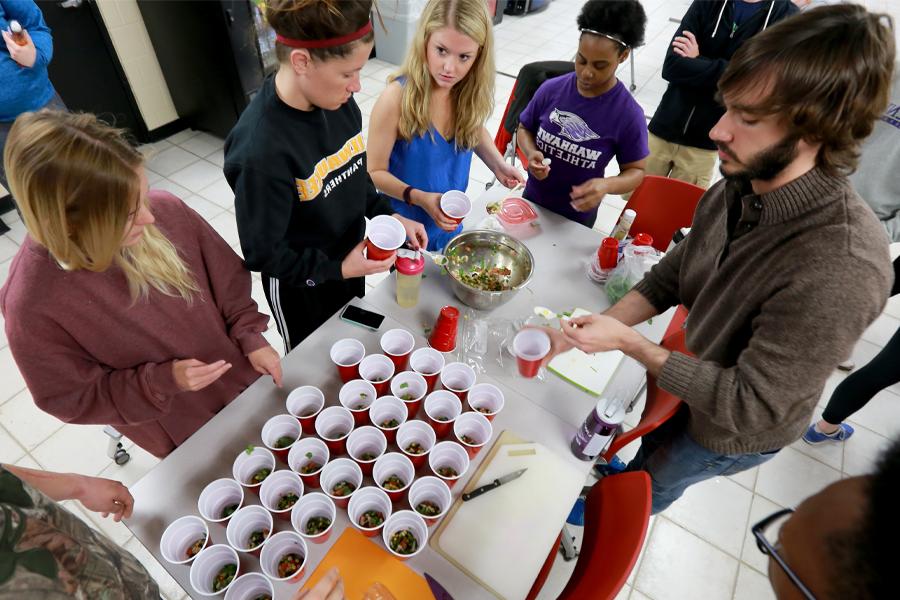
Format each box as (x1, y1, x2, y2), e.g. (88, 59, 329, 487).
(544, 4, 896, 514)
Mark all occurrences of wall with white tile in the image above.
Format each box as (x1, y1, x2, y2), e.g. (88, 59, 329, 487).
(94, 0, 178, 131)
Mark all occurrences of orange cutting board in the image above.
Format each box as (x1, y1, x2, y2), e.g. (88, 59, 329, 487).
(301, 528, 434, 600)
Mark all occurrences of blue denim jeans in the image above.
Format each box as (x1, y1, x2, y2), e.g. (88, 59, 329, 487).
(626, 408, 779, 514)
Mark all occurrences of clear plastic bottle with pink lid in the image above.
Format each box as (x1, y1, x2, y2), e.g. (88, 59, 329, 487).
(395, 253, 425, 308)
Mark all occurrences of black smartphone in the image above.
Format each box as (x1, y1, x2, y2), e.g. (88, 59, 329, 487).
(340, 305, 385, 331)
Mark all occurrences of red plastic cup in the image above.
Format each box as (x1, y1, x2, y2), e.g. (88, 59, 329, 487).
(369, 395, 408, 444)
(380, 328, 415, 371)
(291, 492, 336, 545)
(373, 452, 415, 504)
(366, 215, 406, 260)
(226, 505, 272, 557)
(261, 414, 302, 464)
(390, 371, 428, 419)
(428, 441, 470, 488)
(288, 437, 328, 490)
(345, 425, 387, 476)
(285, 386, 325, 431)
(429, 306, 460, 352)
(408, 476, 452, 526)
(512, 329, 551, 378)
(320, 458, 363, 509)
(453, 411, 493, 459)
(439, 190, 471, 224)
(424, 390, 463, 439)
(160, 515, 209, 566)
(598, 236, 619, 269)
(440, 362, 476, 402)
(232, 447, 276, 496)
(466, 383, 505, 421)
(259, 470, 304, 522)
(259, 531, 308, 584)
(382, 510, 429, 561)
(348, 487, 393, 538)
(396, 419, 437, 469)
(197, 478, 244, 526)
(338, 379, 377, 427)
(314, 406, 354, 455)
(330, 338, 366, 383)
(358, 354, 395, 397)
(410, 347, 445, 393)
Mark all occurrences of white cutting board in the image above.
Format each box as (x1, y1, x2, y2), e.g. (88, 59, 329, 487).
(433, 441, 586, 599)
(548, 308, 625, 396)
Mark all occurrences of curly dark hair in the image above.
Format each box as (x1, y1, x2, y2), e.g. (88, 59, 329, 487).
(266, 0, 374, 62)
(576, 0, 647, 51)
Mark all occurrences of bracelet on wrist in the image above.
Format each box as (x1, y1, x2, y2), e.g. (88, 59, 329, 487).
(402, 185, 415, 205)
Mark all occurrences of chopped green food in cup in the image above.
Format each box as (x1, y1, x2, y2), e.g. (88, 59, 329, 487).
(331, 480, 356, 497)
(325, 429, 347, 440)
(380, 419, 399, 429)
(305, 516, 332, 535)
(400, 393, 414, 401)
(437, 466, 458, 478)
(277, 552, 304, 578)
(247, 528, 269, 549)
(474, 406, 493, 415)
(354, 404, 367, 410)
(433, 415, 449, 422)
(370, 376, 385, 382)
(273, 435, 296, 449)
(300, 461, 321, 475)
(185, 535, 206, 559)
(460, 435, 478, 445)
(220, 504, 239, 519)
(381, 475, 406, 491)
(300, 409, 317, 418)
(212, 563, 237, 592)
(250, 468, 271, 485)
(389, 529, 418, 555)
(252, 595, 272, 600)
(416, 500, 441, 517)
(399, 382, 409, 389)
(405, 442, 425, 455)
(277, 492, 299, 511)
(360, 452, 377, 461)
(358, 509, 385, 528)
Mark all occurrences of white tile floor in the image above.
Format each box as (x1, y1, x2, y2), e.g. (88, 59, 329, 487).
(1, 1, 899, 598)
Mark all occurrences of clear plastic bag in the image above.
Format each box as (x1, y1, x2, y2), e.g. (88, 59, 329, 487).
(455, 309, 549, 380)
(605, 244, 662, 305)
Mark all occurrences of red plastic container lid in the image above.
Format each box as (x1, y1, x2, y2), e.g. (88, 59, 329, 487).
(632, 232, 654, 247)
(497, 197, 538, 225)
(396, 254, 425, 275)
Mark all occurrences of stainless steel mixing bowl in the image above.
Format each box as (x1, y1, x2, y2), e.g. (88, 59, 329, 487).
(441, 230, 535, 310)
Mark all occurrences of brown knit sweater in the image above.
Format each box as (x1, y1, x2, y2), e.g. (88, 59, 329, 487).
(633, 168, 892, 455)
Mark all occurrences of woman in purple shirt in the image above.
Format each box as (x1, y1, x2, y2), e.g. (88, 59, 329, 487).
(517, 0, 649, 227)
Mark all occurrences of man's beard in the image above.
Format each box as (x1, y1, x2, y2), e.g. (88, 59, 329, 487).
(717, 134, 800, 182)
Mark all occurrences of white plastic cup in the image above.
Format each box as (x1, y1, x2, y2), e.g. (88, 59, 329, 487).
(408, 476, 452, 526)
(225, 505, 273, 556)
(382, 510, 429, 560)
(286, 385, 326, 429)
(454, 411, 494, 458)
(467, 383, 505, 421)
(424, 390, 463, 439)
(380, 328, 415, 370)
(390, 371, 428, 418)
(160, 515, 210, 565)
(429, 441, 470, 488)
(396, 419, 436, 469)
(347, 486, 393, 538)
(198, 478, 245, 524)
(259, 530, 308, 584)
(315, 406, 354, 455)
(410, 347, 445, 392)
(291, 492, 336, 544)
(367, 214, 407, 258)
(232, 447, 276, 494)
(373, 452, 415, 503)
(440, 362, 476, 401)
(224, 573, 274, 600)
(358, 354, 396, 396)
(261, 414, 302, 462)
(320, 457, 363, 508)
(259, 470, 304, 521)
(288, 437, 329, 489)
(439, 190, 472, 223)
(369, 395, 408, 443)
(338, 379, 378, 427)
(189, 544, 240, 597)
(346, 425, 387, 476)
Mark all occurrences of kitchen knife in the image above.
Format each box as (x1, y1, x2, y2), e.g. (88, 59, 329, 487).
(425, 572, 455, 600)
(461, 468, 527, 501)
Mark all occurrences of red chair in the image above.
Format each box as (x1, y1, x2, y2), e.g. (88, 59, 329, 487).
(526, 472, 653, 600)
(623, 175, 705, 252)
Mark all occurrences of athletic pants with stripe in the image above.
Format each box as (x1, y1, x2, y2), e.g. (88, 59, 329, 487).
(262, 275, 364, 352)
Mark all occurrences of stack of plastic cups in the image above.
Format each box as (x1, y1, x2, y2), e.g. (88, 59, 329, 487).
(428, 306, 460, 352)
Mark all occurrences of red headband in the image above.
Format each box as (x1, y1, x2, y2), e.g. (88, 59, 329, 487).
(275, 21, 373, 49)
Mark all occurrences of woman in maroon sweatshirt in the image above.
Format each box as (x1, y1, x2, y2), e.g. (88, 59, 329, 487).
(0, 111, 282, 458)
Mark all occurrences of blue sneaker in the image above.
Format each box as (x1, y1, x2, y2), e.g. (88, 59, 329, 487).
(592, 454, 627, 478)
(802, 423, 854, 445)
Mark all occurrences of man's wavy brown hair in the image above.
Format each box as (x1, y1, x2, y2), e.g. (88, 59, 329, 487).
(718, 4, 895, 177)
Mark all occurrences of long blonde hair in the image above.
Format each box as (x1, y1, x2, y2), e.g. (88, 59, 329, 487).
(391, 0, 495, 149)
(4, 111, 199, 303)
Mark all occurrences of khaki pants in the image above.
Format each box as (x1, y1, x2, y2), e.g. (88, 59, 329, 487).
(645, 132, 718, 189)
